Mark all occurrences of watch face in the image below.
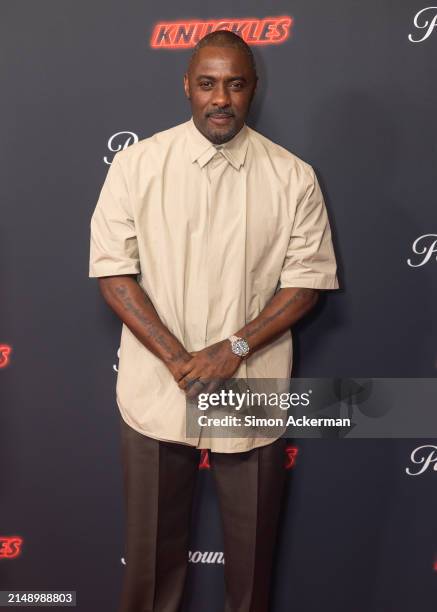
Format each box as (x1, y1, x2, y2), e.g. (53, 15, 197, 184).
(234, 338, 249, 356)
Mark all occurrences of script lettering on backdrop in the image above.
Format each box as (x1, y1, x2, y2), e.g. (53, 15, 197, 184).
(408, 7, 437, 42)
(121, 551, 225, 565)
(104, 131, 139, 165)
(406, 445, 437, 475)
(406, 234, 437, 267)
(188, 551, 225, 564)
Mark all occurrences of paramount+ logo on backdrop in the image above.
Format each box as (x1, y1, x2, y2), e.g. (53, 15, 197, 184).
(405, 445, 437, 476)
(407, 234, 437, 267)
(409, 7, 437, 43)
(150, 16, 293, 48)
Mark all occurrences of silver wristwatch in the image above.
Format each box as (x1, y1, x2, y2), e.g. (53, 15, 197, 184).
(228, 335, 250, 358)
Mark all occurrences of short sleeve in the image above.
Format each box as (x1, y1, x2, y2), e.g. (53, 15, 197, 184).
(89, 154, 140, 278)
(279, 165, 340, 290)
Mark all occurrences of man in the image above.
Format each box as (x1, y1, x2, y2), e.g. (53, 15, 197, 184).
(89, 29, 339, 612)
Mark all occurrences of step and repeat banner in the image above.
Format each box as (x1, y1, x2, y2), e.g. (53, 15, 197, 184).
(1, 1, 436, 611)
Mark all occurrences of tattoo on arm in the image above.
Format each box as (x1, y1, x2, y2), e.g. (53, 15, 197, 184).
(245, 288, 314, 339)
(112, 283, 175, 354)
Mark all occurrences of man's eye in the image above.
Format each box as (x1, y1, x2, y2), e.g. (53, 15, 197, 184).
(231, 82, 244, 89)
(200, 82, 212, 88)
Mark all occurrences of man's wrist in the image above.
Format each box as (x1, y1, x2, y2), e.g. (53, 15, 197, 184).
(163, 346, 191, 368)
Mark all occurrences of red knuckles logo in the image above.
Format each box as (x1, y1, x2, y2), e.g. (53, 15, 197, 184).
(285, 444, 298, 469)
(198, 444, 298, 470)
(151, 16, 293, 49)
(199, 449, 210, 470)
(0, 537, 23, 559)
(0, 344, 12, 368)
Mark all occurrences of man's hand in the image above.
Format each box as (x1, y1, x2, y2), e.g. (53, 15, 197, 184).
(164, 349, 194, 383)
(176, 339, 242, 399)
(174, 288, 319, 400)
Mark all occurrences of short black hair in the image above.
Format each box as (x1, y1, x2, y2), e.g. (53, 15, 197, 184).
(188, 29, 258, 79)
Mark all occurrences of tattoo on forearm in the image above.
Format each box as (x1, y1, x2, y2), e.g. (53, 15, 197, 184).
(245, 288, 314, 339)
(112, 283, 177, 355)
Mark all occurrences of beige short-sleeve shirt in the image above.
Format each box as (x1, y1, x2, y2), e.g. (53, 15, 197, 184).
(89, 116, 340, 453)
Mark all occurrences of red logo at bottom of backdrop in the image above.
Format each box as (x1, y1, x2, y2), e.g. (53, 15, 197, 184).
(0, 344, 12, 368)
(198, 444, 298, 470)
(0, 537, 23, 559)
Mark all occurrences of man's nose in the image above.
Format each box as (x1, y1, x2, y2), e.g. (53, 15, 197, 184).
(211, 83, 231, 107)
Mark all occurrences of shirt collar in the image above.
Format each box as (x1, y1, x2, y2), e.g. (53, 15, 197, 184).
(185, 115, 249, 170)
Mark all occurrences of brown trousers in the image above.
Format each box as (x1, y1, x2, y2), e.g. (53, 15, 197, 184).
(118, 416, 286, 612)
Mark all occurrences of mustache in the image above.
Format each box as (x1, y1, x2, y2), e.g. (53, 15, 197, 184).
(207, 110, 234, 117)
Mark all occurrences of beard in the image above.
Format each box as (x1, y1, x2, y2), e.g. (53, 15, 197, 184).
(205, 120, 239, 145)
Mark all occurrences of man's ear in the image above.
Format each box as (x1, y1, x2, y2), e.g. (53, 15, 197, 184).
(253, 77, 258, 97)
(183, 73, 191, 100)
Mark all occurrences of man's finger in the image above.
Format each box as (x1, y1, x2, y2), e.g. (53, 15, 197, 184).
(185, 378, 207, 400)
(175, 360, 196, 382)
(178, 373, 202, 390)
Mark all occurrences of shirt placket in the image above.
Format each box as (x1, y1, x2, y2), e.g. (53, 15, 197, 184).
(203, 149, 248, 349)
(200, 149, 250, 450)
(204, 150, 229, 346)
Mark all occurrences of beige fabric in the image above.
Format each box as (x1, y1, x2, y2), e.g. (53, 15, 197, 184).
(89, 116, 340, 452)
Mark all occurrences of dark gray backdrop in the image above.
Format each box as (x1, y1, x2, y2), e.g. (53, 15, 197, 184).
(1, 1, 437, 611)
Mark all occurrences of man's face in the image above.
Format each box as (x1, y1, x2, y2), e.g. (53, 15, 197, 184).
(183, 45, 257, 145)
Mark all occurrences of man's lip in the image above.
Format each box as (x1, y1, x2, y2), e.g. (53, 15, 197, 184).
(208, 114, 233, 123)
